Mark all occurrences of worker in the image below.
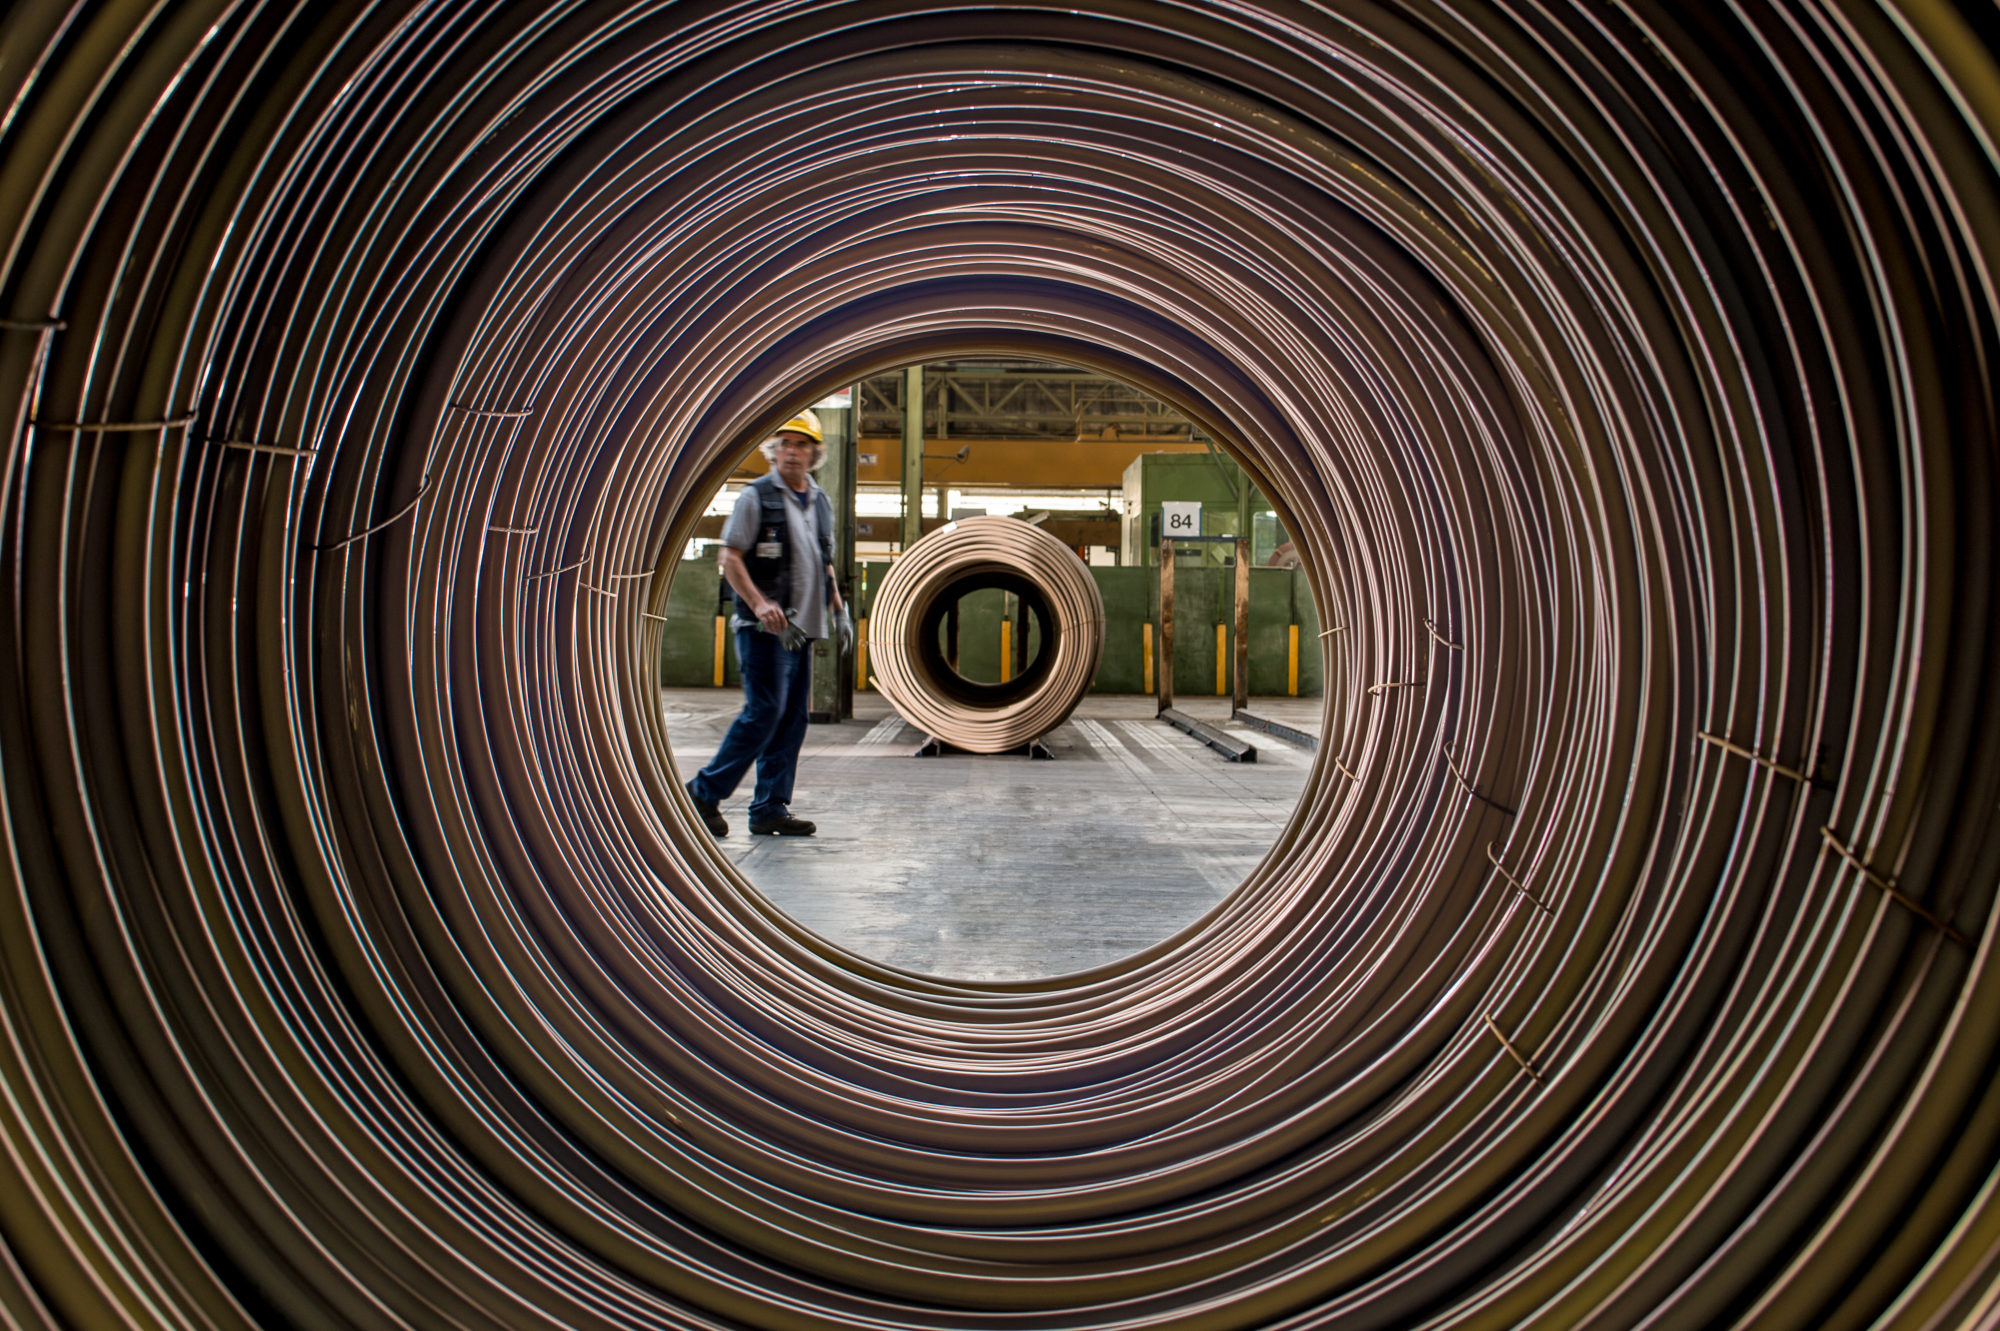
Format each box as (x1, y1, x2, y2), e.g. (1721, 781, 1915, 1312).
(685, 409, 852, 837)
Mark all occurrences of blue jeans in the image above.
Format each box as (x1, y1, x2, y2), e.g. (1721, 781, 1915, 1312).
(690, 627, 814, 820)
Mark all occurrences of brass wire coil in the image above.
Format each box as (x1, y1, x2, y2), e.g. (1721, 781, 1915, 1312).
(0, 2, 1997, 1329)
(866, 516, 1105, 753)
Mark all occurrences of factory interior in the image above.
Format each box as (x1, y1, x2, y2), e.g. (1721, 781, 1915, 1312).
(662, 361, 1326, 977)
(3, 3, 2000, 1330)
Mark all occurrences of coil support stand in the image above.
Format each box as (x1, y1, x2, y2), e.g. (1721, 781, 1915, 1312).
(913, 734, 1056, 760)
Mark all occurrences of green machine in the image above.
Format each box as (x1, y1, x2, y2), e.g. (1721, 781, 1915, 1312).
(1115, 448, 1320, 700)
(1119, 449, 1290, 567)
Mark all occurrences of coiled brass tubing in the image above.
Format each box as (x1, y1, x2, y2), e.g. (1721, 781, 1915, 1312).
(0, 2, 1997, 1329)
(868, 517, 1106, 753)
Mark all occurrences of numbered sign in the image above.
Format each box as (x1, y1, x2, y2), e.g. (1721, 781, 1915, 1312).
(1161, 501, 1202, 537)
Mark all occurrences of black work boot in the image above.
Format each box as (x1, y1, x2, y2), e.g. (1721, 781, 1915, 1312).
(748, 812, 816, 837)
(686, 781, 727, 837)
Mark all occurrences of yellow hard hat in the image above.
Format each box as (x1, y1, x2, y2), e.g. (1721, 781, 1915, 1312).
(774, 408, 822, 444)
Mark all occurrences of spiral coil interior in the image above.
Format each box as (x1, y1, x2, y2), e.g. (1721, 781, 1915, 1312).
(2, 2, 1999, 1329)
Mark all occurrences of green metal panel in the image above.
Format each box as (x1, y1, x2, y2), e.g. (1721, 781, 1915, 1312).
(1084, 562, 1321, 698)
(1119, 452, 1258, 567)
(1088, 567, 1150, 693)
(659, 552, 739, 687)
(1247, 567, 1308, 696)
(853, 559, 892, 693)
(1291, 566, 1324, 696)
(1166, 565, 1223, 697)
(854, 559, 893, 618)
(947, 587, 1003, 682)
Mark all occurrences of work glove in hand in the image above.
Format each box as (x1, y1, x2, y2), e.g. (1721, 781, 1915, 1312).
(834, 605, 854, 657)
(763, 610, 808, 651)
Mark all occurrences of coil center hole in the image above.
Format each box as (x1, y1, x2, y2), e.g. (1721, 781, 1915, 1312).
(916, 571, 1056, 705)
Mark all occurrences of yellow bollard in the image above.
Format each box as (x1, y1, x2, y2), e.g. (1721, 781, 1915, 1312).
(1288, 623, 1300, 696)
(999, 618, 1013, 682)
(1215, 623, 1227, 695)
(1143, 622, 1154, 696)
(856, 617, 869, 689)
(712, 615, 726, 687)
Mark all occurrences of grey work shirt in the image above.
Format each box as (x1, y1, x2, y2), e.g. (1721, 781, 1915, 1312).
(720, 471, 828, 639)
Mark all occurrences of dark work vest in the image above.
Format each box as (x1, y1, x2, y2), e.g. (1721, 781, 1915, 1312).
(736, 473, 835, 619)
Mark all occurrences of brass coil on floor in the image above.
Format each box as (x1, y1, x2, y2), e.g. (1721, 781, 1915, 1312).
(866, 516, 1105, 752)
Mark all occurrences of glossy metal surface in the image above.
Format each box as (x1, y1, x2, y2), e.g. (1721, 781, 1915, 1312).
(869, 516, 1106, 752)
(1, 2, 1997, 1328)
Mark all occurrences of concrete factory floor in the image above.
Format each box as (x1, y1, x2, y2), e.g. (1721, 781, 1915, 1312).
(659, 688, 1322, 981)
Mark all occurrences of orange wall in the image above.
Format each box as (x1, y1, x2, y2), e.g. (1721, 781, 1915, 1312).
(731, 435, 1209, 487)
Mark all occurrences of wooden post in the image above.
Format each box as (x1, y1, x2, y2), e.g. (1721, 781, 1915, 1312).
(1234, 537, 1250, 710)
(1158, 537, 1175, 713)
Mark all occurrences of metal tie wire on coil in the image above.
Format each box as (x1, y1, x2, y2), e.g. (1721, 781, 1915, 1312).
(1, 2, 1998, 1329)
(867, 516, 1106, 753)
